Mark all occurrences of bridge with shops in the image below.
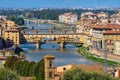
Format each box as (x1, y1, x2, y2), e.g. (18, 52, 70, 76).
(22, 19, 86, 48)
(21, 32, 85, 48)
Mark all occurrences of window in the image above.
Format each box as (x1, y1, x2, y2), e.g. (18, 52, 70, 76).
(49, 71, 52, 78)
(63, 67, 66, 71)
(49, 60, 52, 68)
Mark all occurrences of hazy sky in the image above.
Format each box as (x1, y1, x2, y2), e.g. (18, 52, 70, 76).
(0, 0, 120, 8)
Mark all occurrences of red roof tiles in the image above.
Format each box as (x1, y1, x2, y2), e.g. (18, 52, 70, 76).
(103, 30, 120, 35)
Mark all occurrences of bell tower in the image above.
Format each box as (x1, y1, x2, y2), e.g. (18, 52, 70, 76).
(44, 54, 55, 80)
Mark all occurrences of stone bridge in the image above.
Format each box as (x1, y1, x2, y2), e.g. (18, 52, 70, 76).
(22, 33, 83, 43)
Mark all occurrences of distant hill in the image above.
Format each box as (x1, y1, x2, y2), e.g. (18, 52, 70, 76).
(0, 8, 119, 20)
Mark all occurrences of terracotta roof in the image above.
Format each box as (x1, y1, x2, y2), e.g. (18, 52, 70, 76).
(103, 30, 120, 35)
(44, 54, 55, 59)
(55, 64, 104, 80)
(61, 12, 77, 18)
(92, 25, 108, 29)
(78, 64, 104, 72)
(92, 24, 120, 29)
(0, 20, 7, 23)
(106, 24, 120, 28)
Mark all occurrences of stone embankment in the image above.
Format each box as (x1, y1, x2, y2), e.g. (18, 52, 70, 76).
(89, 49, 120, 63)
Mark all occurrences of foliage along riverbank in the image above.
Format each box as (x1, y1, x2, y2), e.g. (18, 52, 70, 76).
(4, 56, 44, 80)
(62, 68, 118, 80)
(0, 66, 20, 80)
(78, 46, 120, 66)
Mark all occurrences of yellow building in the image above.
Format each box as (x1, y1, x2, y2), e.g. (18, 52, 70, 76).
(103, 30, 120, 53)
(6, 20, 15, 28)
(4, 27, 20, 47)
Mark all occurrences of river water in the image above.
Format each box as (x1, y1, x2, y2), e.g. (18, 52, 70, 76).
(19, 43, 96, 66)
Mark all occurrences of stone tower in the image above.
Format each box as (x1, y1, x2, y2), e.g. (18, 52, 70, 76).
(44, 54, 55, 80)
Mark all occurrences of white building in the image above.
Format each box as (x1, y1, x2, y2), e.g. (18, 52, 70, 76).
(110, 11, 120, 25)
(59, 12, 78, 24)
(97, 12, 108, 19)
(0, 15, 7, 20)
(114, 41, 120, 55)
(81, 12, 108, 24)
(81, 12, 98, 20)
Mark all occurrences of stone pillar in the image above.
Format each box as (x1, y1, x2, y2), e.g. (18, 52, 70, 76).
(44, 54, 55, 80)
(60, 41, 64, 48)
(36, 42, 39, 49)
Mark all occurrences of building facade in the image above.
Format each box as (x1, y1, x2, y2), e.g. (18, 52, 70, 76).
(0, 15, 7, 21)
(81, 12, 108, 24)
(114, 41, 120, 55)
(81, 12, 98, 20)
(4, 27, 20, 47)
(59, 12, 78, 24)
(103, 30, 120, 54)
(110, 11, 120, 25)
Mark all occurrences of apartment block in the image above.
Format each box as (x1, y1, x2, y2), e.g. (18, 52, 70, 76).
(59, 12, 78, 24)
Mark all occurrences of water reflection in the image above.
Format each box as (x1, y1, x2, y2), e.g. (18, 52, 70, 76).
(25, 49, 96, 66)
(20, 43, 97, 66)
(41, 43, 60, 49)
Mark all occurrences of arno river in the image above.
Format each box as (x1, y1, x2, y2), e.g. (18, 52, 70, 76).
(20, 22, 97, 66)
(21, 44, 96, 66)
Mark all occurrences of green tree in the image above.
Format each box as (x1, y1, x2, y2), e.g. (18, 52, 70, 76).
(4, 56, 20, 70)
(13, 60, 21, 71)
(4, 56, 45, 79)
(28, 61, 36, 77)
(62, 68, 118, 80)
(17, 61, 24, 75)
(34, 59, 44, 80)
(0, 67, 20, 80)
(7, 15, 24, 26)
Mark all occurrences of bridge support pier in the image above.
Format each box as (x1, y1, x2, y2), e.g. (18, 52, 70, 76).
(60, 41, 64, 49)
(36, 42, 40, 49)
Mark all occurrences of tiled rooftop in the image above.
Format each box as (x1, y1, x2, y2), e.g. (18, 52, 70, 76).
(103, 30, 120, 35)
(92, 24, 120, 29)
